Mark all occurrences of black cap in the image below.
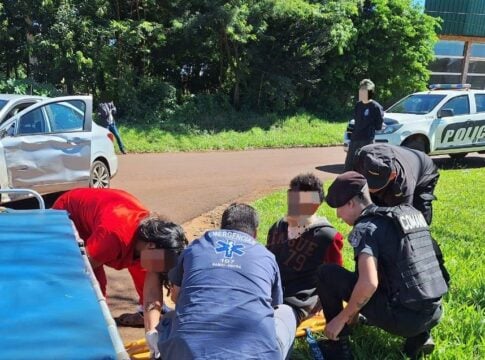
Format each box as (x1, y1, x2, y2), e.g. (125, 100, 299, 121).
(326, 171, 367, 208)
(361, 151, 393, 190)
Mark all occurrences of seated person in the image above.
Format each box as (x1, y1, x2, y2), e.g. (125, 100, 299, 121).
(267, 173, 344, 325)
(152, 203, 296, 360)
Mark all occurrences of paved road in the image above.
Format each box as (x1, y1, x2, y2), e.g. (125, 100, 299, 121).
(111, 146, 346, 224)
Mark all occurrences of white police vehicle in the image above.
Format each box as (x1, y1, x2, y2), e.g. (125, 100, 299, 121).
(344, 84, 485, 159)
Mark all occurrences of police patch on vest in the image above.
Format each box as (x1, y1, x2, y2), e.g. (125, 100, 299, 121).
(348, 223, 371, 248)
(397, 211, 428, 233)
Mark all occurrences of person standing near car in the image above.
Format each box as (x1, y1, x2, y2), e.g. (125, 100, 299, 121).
(344, 79, 384, 171)
(98, 100, 126, 154)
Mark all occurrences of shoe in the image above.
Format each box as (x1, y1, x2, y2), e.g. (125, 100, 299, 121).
(403, 331, 435, 359)
(115, 311, 144, 327)
(318, 337, 354, 360)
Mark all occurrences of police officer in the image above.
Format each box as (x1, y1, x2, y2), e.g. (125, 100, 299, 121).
(316, 172, 448, 360)
(353, 143, 439, 225)
(352, 143, 450, 284)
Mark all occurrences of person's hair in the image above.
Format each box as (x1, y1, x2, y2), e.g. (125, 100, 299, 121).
(221, 203, 259, 237)
(353, 184, 373, 206)
(289, 173, 324, 203)
(359, 78, 375, 100)
(137, 214, 188, 252)
(137, 214, 188, 291)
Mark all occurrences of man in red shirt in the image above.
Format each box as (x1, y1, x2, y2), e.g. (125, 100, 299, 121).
(52, 188, 187, 330)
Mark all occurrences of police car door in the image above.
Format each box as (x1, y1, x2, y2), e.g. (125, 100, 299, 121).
(433, 94, 473, 154)
(0, 97, 91, 195)
(470, 93, 485, 150)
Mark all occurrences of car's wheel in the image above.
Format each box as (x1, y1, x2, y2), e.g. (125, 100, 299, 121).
(449, 153, 467, 159)
(90, 160, 110, 188)
(402, 136, 427, 153)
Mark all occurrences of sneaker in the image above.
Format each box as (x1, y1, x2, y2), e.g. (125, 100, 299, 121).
(318, 337, 354, 360)
(403, 331, 435, 359)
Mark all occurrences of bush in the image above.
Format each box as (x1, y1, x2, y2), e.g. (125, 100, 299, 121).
(0, 77, 60, 97)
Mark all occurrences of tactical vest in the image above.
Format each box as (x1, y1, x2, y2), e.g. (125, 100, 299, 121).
(358, 205, 448, 308)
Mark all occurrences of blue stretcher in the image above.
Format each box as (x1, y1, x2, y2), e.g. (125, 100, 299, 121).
(0, 190, 129, 360)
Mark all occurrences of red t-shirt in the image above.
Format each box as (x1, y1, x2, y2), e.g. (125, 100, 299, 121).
(52, 188, 149, 270)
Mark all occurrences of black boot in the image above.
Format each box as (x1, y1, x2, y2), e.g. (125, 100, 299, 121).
(318, 337, 353, 360)
(403, 331, 435, 359)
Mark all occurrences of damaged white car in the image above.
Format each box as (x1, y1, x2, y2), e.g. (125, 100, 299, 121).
(0, 95, 118, 203)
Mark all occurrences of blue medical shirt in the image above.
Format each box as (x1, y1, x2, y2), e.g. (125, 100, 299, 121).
(159, 230, 283, 359)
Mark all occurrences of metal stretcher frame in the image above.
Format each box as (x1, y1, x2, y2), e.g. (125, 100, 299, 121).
(0, 189, 129, 360)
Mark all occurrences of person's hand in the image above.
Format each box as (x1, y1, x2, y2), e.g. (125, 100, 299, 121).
(324, 314, 347, 341)
(145, 329, 160, 359)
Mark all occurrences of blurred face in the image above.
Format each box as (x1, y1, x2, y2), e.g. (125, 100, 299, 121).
(287, 190, 321, 216)
(359, 88, 369, 102)
(140, 247, 179, 273)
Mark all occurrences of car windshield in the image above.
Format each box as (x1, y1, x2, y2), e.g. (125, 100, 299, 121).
(387, 94, 446, 114)
(0, 100, 7, 110)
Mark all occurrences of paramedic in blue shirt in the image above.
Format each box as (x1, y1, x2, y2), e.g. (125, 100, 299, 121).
(151, 203, 296, 360)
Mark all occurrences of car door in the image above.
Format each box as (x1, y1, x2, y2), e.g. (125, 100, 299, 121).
(0, 96, 92, 195)
(432, 94, 473, 153)
(470, 93, 485, 150)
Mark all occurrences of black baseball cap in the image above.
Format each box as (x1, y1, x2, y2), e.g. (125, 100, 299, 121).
(326, 171, 367, 208)
(360, 149, 394, 190)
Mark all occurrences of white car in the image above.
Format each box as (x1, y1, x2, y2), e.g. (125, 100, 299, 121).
(0, 95, 118, 203)
(344, 84, 485, 159)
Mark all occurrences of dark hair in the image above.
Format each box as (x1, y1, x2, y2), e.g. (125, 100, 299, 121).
(137, 215, 188, 253)
(221, 203, 259, 237)
(289, 173, 324, 203)
(137, 215, 188, 291)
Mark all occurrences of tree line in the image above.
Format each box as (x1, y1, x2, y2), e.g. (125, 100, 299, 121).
(0, 0, 439, 122)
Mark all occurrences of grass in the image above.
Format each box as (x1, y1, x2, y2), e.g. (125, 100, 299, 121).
(252, 164, 485, 359)
(118, 113, 346, 152)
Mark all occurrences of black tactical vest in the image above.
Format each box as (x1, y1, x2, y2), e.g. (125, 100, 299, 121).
(359, 205, 448, 308)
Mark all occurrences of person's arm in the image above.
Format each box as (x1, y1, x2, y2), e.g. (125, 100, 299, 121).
(143, 271, 163, 332)
(374, 103, 384, 130)
(324, 253, 378, 341)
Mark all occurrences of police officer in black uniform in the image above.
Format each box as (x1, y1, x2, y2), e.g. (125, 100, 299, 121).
(353, 143, 450, 285)
(352, 143, 439, 224)
(316, 172, 448, 360)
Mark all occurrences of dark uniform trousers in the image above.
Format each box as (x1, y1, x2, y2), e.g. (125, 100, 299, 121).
(345, 140, 373, 172)
(316, 264, 442, 338)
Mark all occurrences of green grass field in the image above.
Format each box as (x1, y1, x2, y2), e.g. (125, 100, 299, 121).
(118, 114, 346, 152)
(252, 163, 485, 359)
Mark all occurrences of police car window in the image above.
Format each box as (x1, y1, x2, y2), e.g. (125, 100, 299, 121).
(387, 94, 445, 114)
(18, 108, 47, 135)
(0, 100, 7, 110)
(475, 94, 485, 113)
(441, 95, 470, 116)
(45, 101, 85, 132)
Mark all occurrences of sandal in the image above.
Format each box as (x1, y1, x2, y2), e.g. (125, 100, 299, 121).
(115, 312, 145, 328)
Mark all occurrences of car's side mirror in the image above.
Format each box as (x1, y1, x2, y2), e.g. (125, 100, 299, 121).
(438, 108, 454, 118)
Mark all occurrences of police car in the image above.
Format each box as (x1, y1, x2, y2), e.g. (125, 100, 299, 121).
(344, 84, 485, 159)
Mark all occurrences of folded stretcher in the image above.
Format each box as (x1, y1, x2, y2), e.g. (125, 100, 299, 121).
(0, 189, 129, 360)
